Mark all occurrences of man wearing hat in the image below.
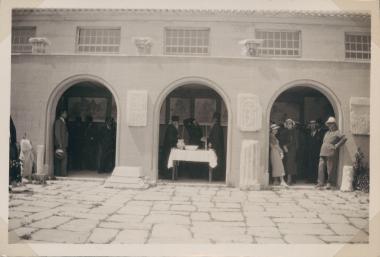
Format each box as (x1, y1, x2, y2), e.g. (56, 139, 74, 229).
(54, 110, 69, 176)
(162, 116, 180, 176)
(316, 116, 347, 189)
(306, 120, 325, 183)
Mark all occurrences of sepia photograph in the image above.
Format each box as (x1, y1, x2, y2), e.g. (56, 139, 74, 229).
(2, 0, 379, 256)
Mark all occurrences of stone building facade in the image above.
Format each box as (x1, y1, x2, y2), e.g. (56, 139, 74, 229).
(11, 9, 370, 188)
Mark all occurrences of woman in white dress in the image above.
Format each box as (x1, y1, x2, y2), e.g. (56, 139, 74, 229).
(19, 133, 34, 179)
(270, 124, 288, 187)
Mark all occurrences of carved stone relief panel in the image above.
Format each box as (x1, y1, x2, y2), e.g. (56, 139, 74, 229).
(127, 90, 148, 126)
(237, 93, 262, 131)
(350, 97, 369, 135)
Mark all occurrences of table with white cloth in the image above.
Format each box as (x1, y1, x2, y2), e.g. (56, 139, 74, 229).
(167, 148, 218, 182)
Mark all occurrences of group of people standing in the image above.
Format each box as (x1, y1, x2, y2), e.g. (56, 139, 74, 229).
(270, 116, 347, 189)
(54, 110, 116, 176)
(161, 112, 225, 181)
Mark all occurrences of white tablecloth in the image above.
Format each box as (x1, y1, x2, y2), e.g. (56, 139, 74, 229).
(167, 149, 218, 169)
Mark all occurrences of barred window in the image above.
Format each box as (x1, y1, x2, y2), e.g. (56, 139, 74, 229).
(256, 30, 301, 57)
(76, 27, 121, 53)
(345, 33, 371, 60)
(12, 27, 36, 53)
(164, 28, 210, 55)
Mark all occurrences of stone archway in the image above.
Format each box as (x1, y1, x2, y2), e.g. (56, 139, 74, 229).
(44, 74, 121, 176)
(152, 77, 232, 185)
(264, 79, 343, 186)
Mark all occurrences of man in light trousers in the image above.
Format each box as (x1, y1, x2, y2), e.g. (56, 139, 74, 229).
(316, 117, 347, 190)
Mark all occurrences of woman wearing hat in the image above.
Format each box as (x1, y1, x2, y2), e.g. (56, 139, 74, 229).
(279, 118, 298, 185)
(316, 116, 347, 189)
(270, 123, 288, 187)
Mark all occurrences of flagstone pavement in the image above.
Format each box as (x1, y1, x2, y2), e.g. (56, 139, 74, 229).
(8, 179, 369, 244)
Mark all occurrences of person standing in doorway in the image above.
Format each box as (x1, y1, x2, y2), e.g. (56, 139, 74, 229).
(183, 117, 204, 178)
(207, 112, 225, 181)
(162, 116, 179, 176)
(316, 117, 347, 190)
(54, 110, 69, 176)
(83, 116, 98, 170)
(306, 120, 325, 183)
(269, 124, 288, 187)
(68, 116, 84, 170)
(98, 117, 116, 173)
(279, 118, 298, 185)
(184, 117, 203, 147)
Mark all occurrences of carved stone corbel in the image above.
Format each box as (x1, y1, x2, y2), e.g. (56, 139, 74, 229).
(239, 39, 264, 57)
(29, 37, 50, 54)
(133, 37, 153, 55)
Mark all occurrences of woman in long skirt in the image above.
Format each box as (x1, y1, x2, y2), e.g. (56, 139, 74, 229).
(270, 124, 288, 187)
(19, 133, 34, 179)
(279, 118, 298, 185)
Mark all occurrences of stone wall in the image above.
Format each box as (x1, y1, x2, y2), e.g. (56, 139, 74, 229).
(11, 54, 370, 187)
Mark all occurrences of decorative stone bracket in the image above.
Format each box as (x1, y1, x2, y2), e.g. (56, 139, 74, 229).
(29, 37, 50, 54)
(239, 39, 264, 57)
(133, 37, 153, 55)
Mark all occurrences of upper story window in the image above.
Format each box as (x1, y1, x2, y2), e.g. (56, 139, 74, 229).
(164, 27, 210, 55)
(12, 26, 36, 53)
(345, 33, 371, 60)
(76, 27, 121, 53)
(256, 30, 301, 57)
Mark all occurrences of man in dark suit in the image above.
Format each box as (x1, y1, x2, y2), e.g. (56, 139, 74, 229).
(98, 117, 116, 173)
(54, 110, 69, 176)
(207, 112, 225, 181)
(184, 117, 203, 147)
(183, 117, 204, 178)
(161, 116, 179, 177)
(306, 120, 325, 183)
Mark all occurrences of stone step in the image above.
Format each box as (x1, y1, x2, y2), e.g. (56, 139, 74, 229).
(106, 176, 145, 184)
(103, 181, 150, 190)
(112, 166, 142, 177)
(104, 166, 149, 190)
(56, 176, 107, 182)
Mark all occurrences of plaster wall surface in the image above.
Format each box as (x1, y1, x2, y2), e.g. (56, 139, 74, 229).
(11, 54, 369, 186)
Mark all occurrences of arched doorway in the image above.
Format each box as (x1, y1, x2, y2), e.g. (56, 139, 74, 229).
(157, 83, 229, 183)
(269, 85, 338, 184)
(46, 76, 119, 177)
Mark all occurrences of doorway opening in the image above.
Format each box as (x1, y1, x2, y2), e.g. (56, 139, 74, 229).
(158, 84, 228, 183)
(54, 81, 117, 177)
(269, 86, 336, 184)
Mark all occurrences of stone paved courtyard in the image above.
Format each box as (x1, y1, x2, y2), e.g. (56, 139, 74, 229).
(8, 179, 369, 244)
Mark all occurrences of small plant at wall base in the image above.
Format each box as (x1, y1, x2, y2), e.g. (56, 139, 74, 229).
(353, 147, 369, 193)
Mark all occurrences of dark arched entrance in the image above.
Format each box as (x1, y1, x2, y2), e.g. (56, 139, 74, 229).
(158, 84, 228, 182)
(269, 86, 336, 184)
(54, 81, 117, 176)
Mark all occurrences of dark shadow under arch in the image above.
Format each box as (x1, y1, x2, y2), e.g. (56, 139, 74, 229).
(44, 74, 121, 176)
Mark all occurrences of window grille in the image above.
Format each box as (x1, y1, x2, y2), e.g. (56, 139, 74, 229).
(77, 27, 121, 53)
(164, 28, 210, 55)
(12, 27, 36, 53)
(256, 30, 301, 57)
(345, 33, 371, 60)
